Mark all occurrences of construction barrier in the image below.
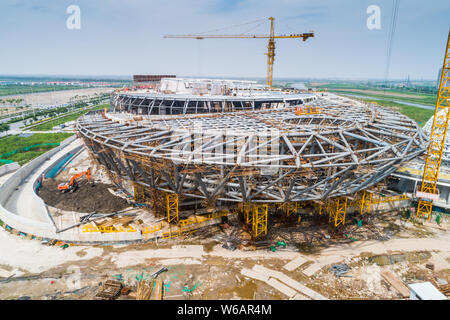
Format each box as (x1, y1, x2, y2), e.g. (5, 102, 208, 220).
(0, 143, 60, 164)
(371, 194, 409, 204)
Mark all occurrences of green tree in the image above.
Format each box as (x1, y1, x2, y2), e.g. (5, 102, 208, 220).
(0, 123, 10, 132)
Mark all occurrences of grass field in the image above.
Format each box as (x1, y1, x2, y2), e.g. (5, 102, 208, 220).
(328, 89, 437, 106)
(0, 132, 73, 166)
(0, 84, 85, 97)
(31, 104, 107, 131)
(344, 96, 435, 127)
(314, 81, 438, 105)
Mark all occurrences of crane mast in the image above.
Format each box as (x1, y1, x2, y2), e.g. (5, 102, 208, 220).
(416, 30, 450, 220)
(266, 17, 275, 87)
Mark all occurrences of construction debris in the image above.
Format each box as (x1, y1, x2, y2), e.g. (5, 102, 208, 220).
(120, 287, 131, 296)
(425, 263, 435, 271)
(151, 280, 164, 300)
(151, 267, 168, 279)
(380, 270, 410, 298)
(439, 284, 450, 297)
(329, 264, 351, 277)
(94, 280, 122, 300)
(136, 280, 153, 300)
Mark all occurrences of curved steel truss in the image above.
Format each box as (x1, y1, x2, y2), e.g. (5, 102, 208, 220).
(111, 91, 317, 115)
(77, 95, 427, 206)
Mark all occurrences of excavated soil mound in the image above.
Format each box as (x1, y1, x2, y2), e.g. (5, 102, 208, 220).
(38, 179, 130, 213)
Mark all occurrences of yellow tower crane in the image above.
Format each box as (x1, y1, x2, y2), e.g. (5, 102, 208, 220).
(164, 17, 314, 87)
(416, 30, 450, 220)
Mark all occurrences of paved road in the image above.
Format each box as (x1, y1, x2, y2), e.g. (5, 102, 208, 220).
(4, 138, 83, 223)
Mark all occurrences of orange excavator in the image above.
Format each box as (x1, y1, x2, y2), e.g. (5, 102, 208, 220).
(57, 168, 91, 193)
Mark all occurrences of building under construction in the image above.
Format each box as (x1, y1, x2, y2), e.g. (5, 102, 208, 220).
(76, 78, 427, 239)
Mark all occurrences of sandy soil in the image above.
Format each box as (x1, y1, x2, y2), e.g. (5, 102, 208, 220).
(0, 215, 448, 300)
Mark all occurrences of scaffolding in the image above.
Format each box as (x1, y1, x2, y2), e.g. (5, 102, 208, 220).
(328, 197, 347, 227)
(252, 204, 268, 239)
(279, 202, 298, 218)
(359, 190, 372, 215)
(166, 193, 179, 224)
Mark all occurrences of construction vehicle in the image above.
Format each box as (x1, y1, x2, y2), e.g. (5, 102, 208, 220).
(164, 17, 314, 87)
(57, 168, 91, 193)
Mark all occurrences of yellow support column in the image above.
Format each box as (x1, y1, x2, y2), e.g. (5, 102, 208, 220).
(280, 202, 297, 217)
(290, 202, 298, 217)
(359, 190, 372, 215)
(243, 203, 252, 225)
(166, 193, 179, 224)
(328, 197, 347, 227)
(252, 204, 268, 238)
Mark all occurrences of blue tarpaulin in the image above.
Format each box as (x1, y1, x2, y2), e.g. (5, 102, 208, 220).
(45, 152, 75, 179)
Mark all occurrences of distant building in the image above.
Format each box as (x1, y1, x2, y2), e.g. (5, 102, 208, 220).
(132, 75, 176, 89)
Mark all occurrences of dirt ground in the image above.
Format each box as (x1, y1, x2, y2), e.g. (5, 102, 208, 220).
(4, 148, 449, 300)
(0, 209, 448, 300)
(38, 179, 130, 213)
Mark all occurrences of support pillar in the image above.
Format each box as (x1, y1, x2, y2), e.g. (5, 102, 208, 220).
(252, 204, 268, 239)
(328, 197, 347, 227)
(166, 193, 179, 224)
(359, 190, 372, 215)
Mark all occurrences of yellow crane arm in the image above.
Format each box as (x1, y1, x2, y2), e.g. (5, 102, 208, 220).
(163, 17, 314, 87)
(164, 33, 314, 40)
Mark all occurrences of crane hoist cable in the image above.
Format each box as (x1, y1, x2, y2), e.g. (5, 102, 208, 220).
(383, 0, 400, 92)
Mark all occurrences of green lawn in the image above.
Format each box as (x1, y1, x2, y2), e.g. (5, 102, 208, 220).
(0, 85, 85, 97)
(345, 96, 435, 127)
(328, 89, 437, 107)
(0, 132, 73, 166)
(31, 104, 107, 131)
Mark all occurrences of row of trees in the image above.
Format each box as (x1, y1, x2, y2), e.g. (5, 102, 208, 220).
(0, 98, 24, 104)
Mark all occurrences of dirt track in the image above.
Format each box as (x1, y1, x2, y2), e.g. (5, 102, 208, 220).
(37, 179, 130, 213)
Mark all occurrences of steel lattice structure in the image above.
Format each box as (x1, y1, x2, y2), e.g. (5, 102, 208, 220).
(77, 94, 426, 208)
(111, 91, 316, 115)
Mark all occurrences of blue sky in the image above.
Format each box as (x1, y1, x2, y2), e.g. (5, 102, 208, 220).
(0, 0, 448, 80)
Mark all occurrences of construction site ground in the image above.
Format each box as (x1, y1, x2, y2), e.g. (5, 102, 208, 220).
(2, 145, 449, 300)
(38, 180, 130, 213)
(35, 149, 172, 234)
(0, 209, 448, 300)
